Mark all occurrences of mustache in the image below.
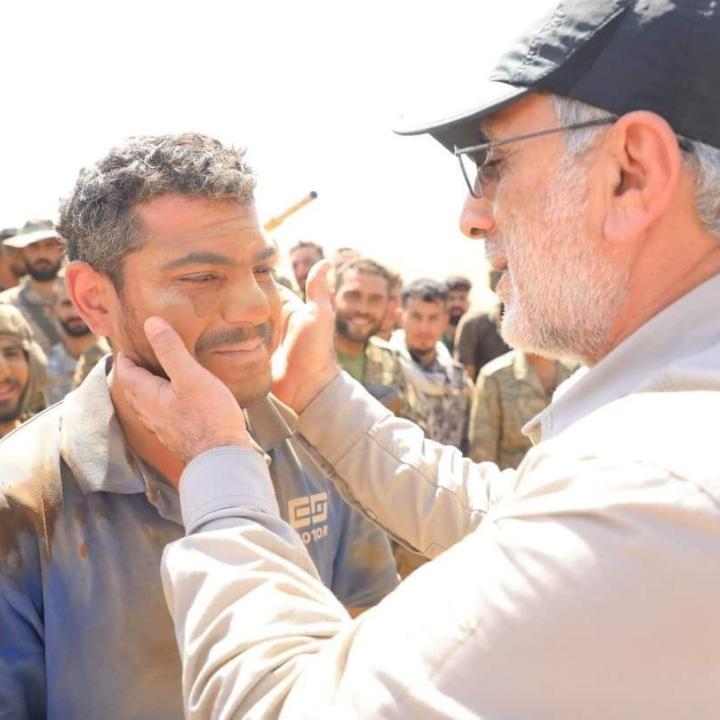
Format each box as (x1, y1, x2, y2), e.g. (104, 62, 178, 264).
(195, 323, 272, 355)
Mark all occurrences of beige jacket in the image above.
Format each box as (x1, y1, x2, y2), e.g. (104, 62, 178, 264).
(162, 275, 720, 719)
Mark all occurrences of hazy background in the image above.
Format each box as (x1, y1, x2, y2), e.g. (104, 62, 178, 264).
(3, 0, 555, 308)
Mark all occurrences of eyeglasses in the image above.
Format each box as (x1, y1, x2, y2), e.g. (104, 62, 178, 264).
(454, 118, 617, 198)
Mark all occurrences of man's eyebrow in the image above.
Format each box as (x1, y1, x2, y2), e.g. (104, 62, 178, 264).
(161, 251, 238, 271)
(254, 246, 278, 263)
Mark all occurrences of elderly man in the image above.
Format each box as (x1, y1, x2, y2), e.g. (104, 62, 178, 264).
(0, 305, 46, 437)
(0, 134, 398, 719)
(119, 1, 720, 717)
(0, 219, 63, 353)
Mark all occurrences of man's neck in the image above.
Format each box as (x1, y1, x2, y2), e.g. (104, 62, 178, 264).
(409, 346, 437, 368)
(61, 331, 99, 360)
(334, 333, 366, 357)
(27, 277, 56, 301)
(109, 364, 185, 485)
(604, 235, 720, 364)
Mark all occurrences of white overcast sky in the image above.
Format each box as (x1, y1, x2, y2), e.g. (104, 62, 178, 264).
(4, 0, 555, 307)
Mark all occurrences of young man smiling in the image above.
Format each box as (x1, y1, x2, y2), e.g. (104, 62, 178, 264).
(0, 133, 398, 719)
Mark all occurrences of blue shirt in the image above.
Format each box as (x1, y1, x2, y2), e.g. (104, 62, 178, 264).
(0, 358, 398, 719)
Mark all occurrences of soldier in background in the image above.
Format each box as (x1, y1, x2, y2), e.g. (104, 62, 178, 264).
(331, 246, 361, 273)
(0, 219, 63, 353)
(333, 258, 424, 426)
(442, 275, 472, 354)
(374, 270, 402, 342)
(0, 305, 46, 438)
(0, 228, 27, 292)
(289, 240, 324, 299)
(468, 350, 575, 470)
(392, 279, 472, 449)
(454, 270, 510, 381)
(45, 277, 110, 405)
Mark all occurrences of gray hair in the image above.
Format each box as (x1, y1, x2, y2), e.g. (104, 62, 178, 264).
(552, 95, 720, 238)
(58, 133, 256, 288)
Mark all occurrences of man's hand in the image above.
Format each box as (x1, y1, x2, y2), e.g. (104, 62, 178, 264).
(272, 261, 341, 413)
(115, 316, 251, 464)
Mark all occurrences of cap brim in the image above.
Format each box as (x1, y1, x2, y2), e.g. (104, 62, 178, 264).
(393, 80, 530, 152)
(4, 229, 61, 249)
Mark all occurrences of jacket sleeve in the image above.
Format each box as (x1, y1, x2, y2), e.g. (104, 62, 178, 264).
(468, 372, 501, 464)
(294, 373, 514, 558)
(163, 442, 715, 719)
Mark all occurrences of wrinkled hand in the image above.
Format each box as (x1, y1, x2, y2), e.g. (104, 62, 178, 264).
(272, 261, 341, 413)
(115, 316, 250, 464)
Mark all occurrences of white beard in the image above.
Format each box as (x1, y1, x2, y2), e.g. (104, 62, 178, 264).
(488, 153, 630, 365)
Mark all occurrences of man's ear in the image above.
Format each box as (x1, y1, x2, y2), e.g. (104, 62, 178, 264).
(64, 261, 118, 337)
(602, 111, 683, 245)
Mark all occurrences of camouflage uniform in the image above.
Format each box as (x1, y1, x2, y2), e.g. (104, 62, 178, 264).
(468, 350, 575, 470)
(45, 337, 111, 405)
(72, 337, 111, 389)
(0, 305, 47, 427)
(390, 331, 472, 449)
(0, 278, 61, 355)
(357, 336, 427, 430)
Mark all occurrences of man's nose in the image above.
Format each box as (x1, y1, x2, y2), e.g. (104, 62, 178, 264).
(222, 278, 272, 326)
(459, 194, 495, 240)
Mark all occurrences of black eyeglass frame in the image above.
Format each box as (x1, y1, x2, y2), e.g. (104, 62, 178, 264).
(453, 117, 694, 198)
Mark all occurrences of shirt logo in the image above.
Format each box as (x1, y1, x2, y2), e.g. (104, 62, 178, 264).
(288, 493, 329, 545)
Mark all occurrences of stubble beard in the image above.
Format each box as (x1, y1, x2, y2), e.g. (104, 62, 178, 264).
(494, 152, 630, 365)
(335, 312, 380, 346)
(118, 306, 272, 409)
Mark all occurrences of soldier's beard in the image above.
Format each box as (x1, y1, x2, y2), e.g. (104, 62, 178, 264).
(26, 260, 62, 282)
(335, 311, 382, 345)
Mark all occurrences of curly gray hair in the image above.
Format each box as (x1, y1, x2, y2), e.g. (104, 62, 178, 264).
(58, 133, 256, 288)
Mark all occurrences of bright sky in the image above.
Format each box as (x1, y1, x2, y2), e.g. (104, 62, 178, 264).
(4, 0, 555, 308)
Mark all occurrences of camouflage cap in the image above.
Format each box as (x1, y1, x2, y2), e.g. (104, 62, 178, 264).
(0, 304, 48, 412)
(4, 218, 61, 249)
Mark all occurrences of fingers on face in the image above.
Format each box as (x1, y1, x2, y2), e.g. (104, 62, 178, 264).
(143, 317, 194, 381)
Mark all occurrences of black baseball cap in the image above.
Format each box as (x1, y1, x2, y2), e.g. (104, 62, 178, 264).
(394, 0, 720, 152)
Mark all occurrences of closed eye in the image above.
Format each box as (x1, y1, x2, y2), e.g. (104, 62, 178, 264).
(253, 263, 275, 277)
(179, 273, 220, 283)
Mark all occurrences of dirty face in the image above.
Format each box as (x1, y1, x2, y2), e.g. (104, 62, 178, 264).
(109, 196, 281, 408)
